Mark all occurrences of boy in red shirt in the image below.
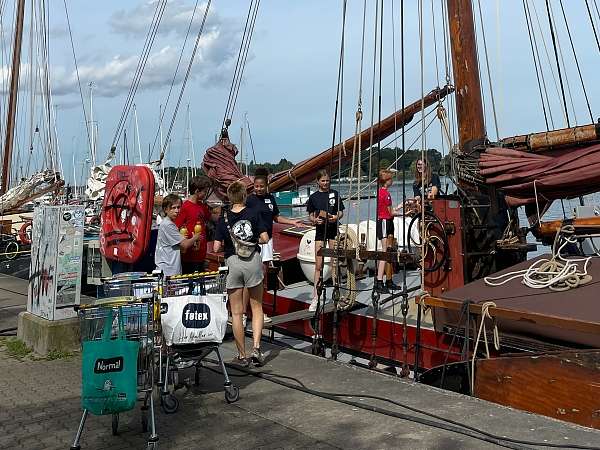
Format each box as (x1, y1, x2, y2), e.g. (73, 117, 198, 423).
(174, 176, 213, 274)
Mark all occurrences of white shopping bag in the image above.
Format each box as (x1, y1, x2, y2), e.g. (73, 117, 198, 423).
(160, 294, 228, 346)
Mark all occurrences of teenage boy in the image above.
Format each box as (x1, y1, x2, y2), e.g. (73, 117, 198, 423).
(155, 194, 201, 276)
(175, 176, 213, 274)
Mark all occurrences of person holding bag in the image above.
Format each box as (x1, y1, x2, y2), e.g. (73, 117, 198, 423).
(214, 181, 269, 367)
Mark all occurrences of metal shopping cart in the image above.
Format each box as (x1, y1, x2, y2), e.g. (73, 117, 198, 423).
(71, 274, 160, 450)
(157, 268, 239, 414)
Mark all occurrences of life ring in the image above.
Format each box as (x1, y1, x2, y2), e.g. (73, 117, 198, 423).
(18, 221, 32, 245)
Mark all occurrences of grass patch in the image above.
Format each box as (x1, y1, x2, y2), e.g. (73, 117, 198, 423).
(46, 349, 74, 360)
(4, 338, 32, 359)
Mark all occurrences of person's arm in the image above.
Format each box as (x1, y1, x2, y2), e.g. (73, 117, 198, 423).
(274, 215, 302, 226)
(213, 240, 223, 253)
(180, 232, 200, 250)
(428, 174, 441, 199)
(258, 231, 269, 244)
(213, 217, 226, 253)
(328, 192, 344, 222)
(307, 195, 324, 225)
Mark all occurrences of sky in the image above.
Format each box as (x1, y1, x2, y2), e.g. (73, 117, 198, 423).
(1, 0, 599, 186)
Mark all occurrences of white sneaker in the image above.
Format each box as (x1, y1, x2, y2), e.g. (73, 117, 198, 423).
(263, 313, 272, 324)
(308, 297, 319, 312)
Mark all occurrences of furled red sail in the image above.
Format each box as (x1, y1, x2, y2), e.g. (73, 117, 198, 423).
(479, 144, 600, 206)
(202, 137, 252, 199)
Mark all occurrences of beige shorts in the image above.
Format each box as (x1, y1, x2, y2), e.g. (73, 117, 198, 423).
(225, 251, 263, 290)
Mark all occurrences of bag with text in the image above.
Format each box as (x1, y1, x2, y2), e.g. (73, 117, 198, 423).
(160, 294, 228, 346)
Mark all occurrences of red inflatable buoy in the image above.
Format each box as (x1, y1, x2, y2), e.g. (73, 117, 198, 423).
(18, 221, 32, 245)
(100, 165, 155, 264)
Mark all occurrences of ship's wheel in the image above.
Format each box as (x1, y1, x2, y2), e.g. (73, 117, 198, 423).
(407, 211, 449, 272)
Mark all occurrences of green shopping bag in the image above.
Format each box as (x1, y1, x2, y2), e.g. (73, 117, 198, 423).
(81, 307, 139, 415)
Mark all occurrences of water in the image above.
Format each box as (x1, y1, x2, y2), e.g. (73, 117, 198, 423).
(280, 179, 600, 259)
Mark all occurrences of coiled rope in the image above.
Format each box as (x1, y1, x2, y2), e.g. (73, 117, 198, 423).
(484, 225, 593, 291)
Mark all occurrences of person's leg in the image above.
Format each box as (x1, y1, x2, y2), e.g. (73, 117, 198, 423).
(227, 288, 246, 358)
(313, 240, 324, 297)
(328, 239, 337, 284)
(261, 261, 272, 323)
(375, 236, 389, 293)
(248, 283, 264, 351)
(377, 236, 387, 281)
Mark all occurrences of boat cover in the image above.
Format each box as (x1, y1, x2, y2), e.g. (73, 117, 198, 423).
(100, 165, 155, 264)
(479, 143, 600, 207)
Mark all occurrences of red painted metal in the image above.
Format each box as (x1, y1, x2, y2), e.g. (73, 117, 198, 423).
(425, 198, 466, 297)
(261, 292, 463, 370)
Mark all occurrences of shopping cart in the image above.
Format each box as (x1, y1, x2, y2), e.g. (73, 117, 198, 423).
(157, 268, 239, 414)
(71, 274, 160, 450)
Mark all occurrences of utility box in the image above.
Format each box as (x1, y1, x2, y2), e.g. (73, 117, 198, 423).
(86, 238, 113, 285)
(28, 205, 84, 320)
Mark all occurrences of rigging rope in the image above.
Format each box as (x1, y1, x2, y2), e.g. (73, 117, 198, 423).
(522, 0, 550, 131)
(111, 0, 167, 151)
(558, 0, 594, 123)
(584, 0, 600, 52)
(148, 0, 202, 162)
(544, 0, 570, 127)
(158, 0, 212, 164)
(484, 225, 593, 291)
(63, 0, 92, 158)
(475, 0, 500, 140)
(222, 0, 260, 128)
(470, 301, 500, 394)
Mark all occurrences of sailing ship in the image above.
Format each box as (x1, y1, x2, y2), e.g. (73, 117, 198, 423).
(200, 0, 600, 430)
(0, 0, 64, 266)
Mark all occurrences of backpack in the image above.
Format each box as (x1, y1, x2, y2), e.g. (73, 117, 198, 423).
(224, 210, 257, 259)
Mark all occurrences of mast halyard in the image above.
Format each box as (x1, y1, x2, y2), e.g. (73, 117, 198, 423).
(1, 0, 26, 195)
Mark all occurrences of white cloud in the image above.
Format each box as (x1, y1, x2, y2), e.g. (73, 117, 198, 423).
(1, 1, 244, 99)
(110, 0, 211, 38)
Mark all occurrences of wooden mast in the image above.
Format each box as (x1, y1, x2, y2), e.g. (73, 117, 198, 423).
(447, 0, 485, 152)
(1, 0, 26, 195)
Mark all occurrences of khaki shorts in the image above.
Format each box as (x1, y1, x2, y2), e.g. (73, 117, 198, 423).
(225, 251, 264, 290)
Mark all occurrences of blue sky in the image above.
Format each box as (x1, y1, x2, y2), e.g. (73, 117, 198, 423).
(1, 1, 599, 185)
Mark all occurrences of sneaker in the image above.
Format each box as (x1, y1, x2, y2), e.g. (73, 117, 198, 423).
(250, 348, 265, 367)
(263, 313, 272, 324)
(227, 314, 247, 328)
(308, 297, 320, 312)
(374, 280, 389, 294)
(173, 354, 195, 370)
(231, 355, 250, 368)
(385, 281, 401, 291)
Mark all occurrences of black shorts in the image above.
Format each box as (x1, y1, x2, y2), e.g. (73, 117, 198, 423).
(314, 223, 338, 241)
(376, 218, 394, 240)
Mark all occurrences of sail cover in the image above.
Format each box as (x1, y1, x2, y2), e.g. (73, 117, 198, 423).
(202, 137, 252, 199)
(479, 143, 600, 207)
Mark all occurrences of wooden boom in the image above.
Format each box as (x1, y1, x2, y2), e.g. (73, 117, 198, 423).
(268, 85, 454, 192)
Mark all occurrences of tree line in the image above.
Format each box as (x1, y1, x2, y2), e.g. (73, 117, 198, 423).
(162, 149, 448, 189)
